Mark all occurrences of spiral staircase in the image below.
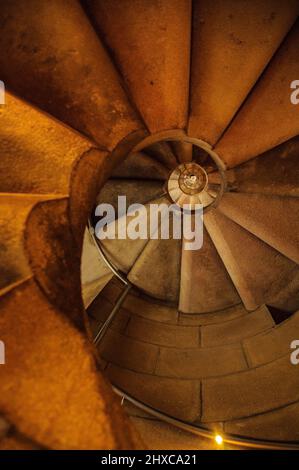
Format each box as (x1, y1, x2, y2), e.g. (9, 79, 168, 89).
(0, 0, 299, 450)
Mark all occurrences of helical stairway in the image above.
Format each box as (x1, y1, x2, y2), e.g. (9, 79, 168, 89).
(0, 0, 299, 450)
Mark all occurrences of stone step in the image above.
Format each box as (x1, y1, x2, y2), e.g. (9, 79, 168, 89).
(130, 417, 209, 450)
(124, 315, 199, 348)
(178, 303, 247, 325)
(88, 294, 130, 334)
(100, 280, 180, 324)
(0, 1, 143, 150)
(155, 343, 247, 379)
(81, 229, 112, 307)
(202, 354, 299, 422)
(179, 227, 240, 314)
(90, 293, 274, 351)
(112, 152, 169, 181)
(99, 329, 159, 374)
(100, 196, 169, 273)
(227, 136, 299, 197)
(204, 208, 299, 310)
(96, 179, 165, 217)
(86, 0, 191, 133)
(106, 364, 200, 422)
(124, 295, 179, 325)
(215, 19, 299, 167)
(0, 278, 137, 449)
(170, 141, 193, 163)
(0, 193, 57, 291)
(201, 305, 274, 347)
(95, 309, 255, 378)
(145, 142, 178, 170)
(243, 310, 299, 366)
(100, 278, 250, 326)
(82, 275, 113, 310)
(224, 401, 299, 442)
(128, 236, 181, 303)
(189, 0, 298, 144)
(125, 402, 245, 449)
(219, 193, 299, 264)
(0, 92, 104, 196)
(267, 270, 299, 312)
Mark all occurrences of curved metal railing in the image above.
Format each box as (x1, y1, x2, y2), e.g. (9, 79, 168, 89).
(87, 218, 299, 451)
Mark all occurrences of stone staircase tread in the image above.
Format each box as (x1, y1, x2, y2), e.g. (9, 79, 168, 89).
(0, 92, 99, 195)
(201, 305, 274, 347)
(227, 136, 299, 198)
(178, 303, 247, 325)
(179, 227, 240, 313)
(202, 354, 299, 422)
(128, 236, 181, 303)
(124, 315, 199, 348)
(224, 400, 299, 442)
(0, 1, 143, 150)
(215, 21, 299, 167)
(99, 329, 159, 374)
(205, 207, 299, 310)
(188, 0, 299, 146)
(243, 310, 299, 367)
(100, 196, 169, 273)
(106, 364, 201, 423)
(155, 343, 247, 379)
(111, 152, 169, 180)
(218, 192, 299, 265)
(86, 0, 191, 133)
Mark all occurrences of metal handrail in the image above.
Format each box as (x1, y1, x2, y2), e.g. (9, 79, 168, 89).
(113, 386, 299, 450)
(93, 284, 131, 345)
(87, 212, 299, 451)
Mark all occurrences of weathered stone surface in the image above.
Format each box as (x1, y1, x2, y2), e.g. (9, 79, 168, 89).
(81, 230, 112, 307)
(125, 315, 199, 348)
(112, 152, 169, 181)
(0, 92, 97, 195)
(101, 196, 169, 273)
(124, 295, 179, 324)
(215, 20, 299, 167)
(202, 355, 299, 422)
(145, 142, 178, 169)
(179, 228, 240, 314)
(0, 194, 44, 290)
(205, 207, 299, 310)
(156, 343, 247, 379)
(243, 311, 299, 366)
(96, 179, 164, 217)
(86, 0, 191, 132)
(179, 303, 247, 325)
(0, 0, 143, 150)
(0, 279, 142, 449)
(201, 305, 274, 347)
(189, 0, 298, 145)
(99, 330, 159, 374)
(88, 295, 130, 333)
(219, 193, 299, 264)
(107, 364, 201, 422)
(224, 401, 299, 441)
(227, 136, 299, 197)
(128, 236, 181, 303)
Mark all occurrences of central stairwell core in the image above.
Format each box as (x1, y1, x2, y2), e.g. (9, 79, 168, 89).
(169, 163, 211, 209)
(131, 131, 227, 211)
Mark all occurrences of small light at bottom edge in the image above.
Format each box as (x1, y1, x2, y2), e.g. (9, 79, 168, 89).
(215, 434, 223, 445)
